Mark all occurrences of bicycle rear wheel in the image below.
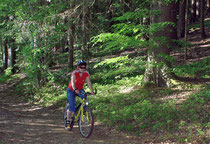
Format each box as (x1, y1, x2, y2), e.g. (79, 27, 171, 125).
(64, 102, 74, 131)
(78, 107, 94, 138)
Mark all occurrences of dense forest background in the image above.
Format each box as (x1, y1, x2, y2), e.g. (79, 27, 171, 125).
(0, 0, 210, 143)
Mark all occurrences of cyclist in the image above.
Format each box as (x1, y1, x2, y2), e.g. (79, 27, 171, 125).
(66, 60, 94, 130)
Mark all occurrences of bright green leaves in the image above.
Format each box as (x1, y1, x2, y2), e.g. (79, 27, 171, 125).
(112, 23, 146, 37)
(113, 9, 153, 22)
(94, 55, 133, 69)
(163, 0, 178, 5)
(149, 22, 175, 37)
(91, 33, 143, 56)
(91, 56, 146, 84)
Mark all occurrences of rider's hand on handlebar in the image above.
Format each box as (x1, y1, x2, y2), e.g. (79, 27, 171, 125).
(75, 90, 80, 94)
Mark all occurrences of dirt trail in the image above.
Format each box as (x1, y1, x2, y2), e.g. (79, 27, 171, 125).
(0, 82, 141, 144)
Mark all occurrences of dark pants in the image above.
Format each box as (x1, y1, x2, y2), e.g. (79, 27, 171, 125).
(66, 88, 87, 114)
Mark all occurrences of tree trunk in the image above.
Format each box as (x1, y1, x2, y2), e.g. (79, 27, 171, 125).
(184, 0, 189, 61)
(68, 0, 76, 69)
(197, 0, 201, 18)
(1, 38, 3, 71)
(82, 0, 87, 58)
(3, 39, 8, 70)
(143, 17, 150, 41)
(8, 39, 16, 73)
(200, 0, 207, 38)
(191, 0, 197, 23)
(207, 0, 210, 17)
(12, 40, 16, 73)
(107, 0, 114, 31)
(178, 0, 186, 38)
(169, 1, 179, 40)
(62, 16, 68, 53)
(144, 0, 178, 87)
(68, 24, 75, 69)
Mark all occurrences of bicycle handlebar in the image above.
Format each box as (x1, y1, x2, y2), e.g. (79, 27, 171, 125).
(79, 88, 97, 96)
(86, 88, 97, 95)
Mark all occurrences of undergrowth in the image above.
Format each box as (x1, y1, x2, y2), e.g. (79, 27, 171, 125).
(0, 67, 19, 83)
(173, 56, 210, 78)
(89, 85, 209, 143)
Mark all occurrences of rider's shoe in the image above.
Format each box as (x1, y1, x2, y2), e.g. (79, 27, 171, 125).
(65, 120, 71, 130)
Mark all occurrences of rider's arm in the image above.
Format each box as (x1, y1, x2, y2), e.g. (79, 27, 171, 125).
(71, 72, 79, 93)
(86, 76, 94, 94)
(71, 73, 76, 90)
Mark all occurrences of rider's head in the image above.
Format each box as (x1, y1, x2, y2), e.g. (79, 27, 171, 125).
(77, 60, 87, 71)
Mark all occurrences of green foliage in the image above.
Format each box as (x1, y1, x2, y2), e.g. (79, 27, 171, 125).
(18, 42, 50, 86)
(16, 80, 66, 106)
(91, 33, 143, 56)
(91, 5, 175, 57)
(33, 83, 66, 106)
(113, 9, 154, 22)
(91, 56, 146, 84)
(163, 0, 178, 5)
(16, 78, 36, 96)
(90, 88, 178, 131)
(47, 68, 71, 85)
(0, 70, 19, 83)
(94, 55, 132, 69)
(88, 85, 209, 142)
(180, 88, 210, 122)
(0, 67, 12, 82)
(4, 67, 13, 76)
(189, 19, 210, 29)
(173, 57, 210, 78)
(0, 74, 9, 83)
(173, 39, 193, 48)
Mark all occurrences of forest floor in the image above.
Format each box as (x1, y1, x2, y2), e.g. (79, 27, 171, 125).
(0, 26, 209, 143)
(0, 82, 144, 144)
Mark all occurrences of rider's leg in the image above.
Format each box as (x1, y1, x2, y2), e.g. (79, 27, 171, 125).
(67, 110, 74, 120)
(67, 88, 75, 121)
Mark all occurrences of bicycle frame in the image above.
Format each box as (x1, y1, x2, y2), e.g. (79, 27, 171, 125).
(74, 98, 86, 122)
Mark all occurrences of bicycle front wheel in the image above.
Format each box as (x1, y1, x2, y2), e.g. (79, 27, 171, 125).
(78, 107, 94, 138)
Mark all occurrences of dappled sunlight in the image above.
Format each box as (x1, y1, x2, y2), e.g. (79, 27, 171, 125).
(158, 90, 193, 104)
(119, 86, 134, 93)
(10, 102, 31, 107)
(21, 106, 43, 112)
(199, 43, 210, 47)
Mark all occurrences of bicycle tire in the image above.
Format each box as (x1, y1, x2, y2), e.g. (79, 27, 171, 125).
(78, 107, 94, 138)
(64, 102, 74, 131)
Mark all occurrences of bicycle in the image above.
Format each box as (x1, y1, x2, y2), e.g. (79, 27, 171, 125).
(64, 90, 96, 138)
